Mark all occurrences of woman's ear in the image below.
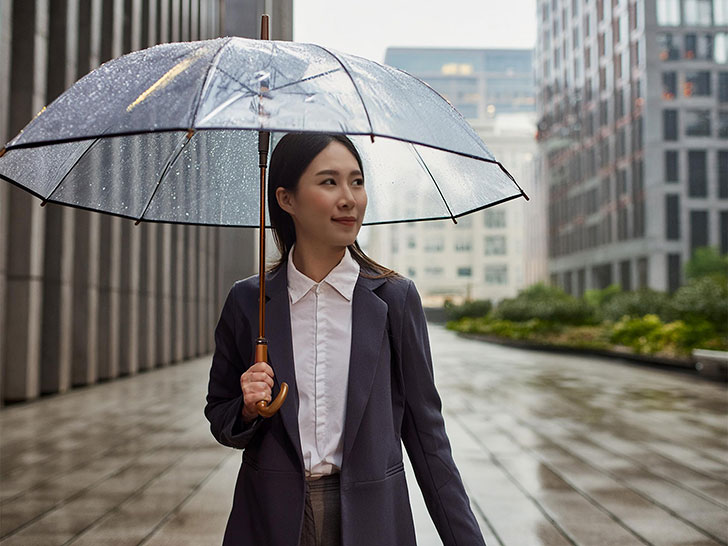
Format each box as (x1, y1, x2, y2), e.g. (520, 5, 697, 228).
(276, 187, 295, 216)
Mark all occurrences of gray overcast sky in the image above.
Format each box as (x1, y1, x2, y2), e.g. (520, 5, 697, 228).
(292, 0, 538, 63)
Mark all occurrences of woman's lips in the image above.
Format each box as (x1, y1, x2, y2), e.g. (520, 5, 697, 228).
(333, 218, 356, 226)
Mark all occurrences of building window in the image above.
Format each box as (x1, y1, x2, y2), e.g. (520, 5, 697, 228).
(407, 236, 416, 249)
(633, 159, 645, 237)
(721, 211, 728, 253)
(457, 266, 472, 277)
(720, 73, 728, 102)
(658, 33, 681, 61)
(662, 72, 677, 99)
(424, 238, 444, 252)
(719, 151, 728, 197)
(637, 257, 648, 289)
(684, 34, 714, 60)
(684, 0, 713, 25)
(424, 266, 443, 276)
(716, 33, 728, 63)
(483, 209, 506, 228)
(666, 194, 681, 240)
(407, 267, 416, 277)
(719, 111, 728, 138)
(484, 265, 508, 285)
(688, 150, 708, 196)
(690, 210, 709, 254)
(684, 71, 711, 96)
(684, 109, 711, 136)
(716, 0, 728, 24)
(668, 253, 682, 292)
(663, 109, 679, 140)
(665, 150, 679, 182)
(455, 239, 471, 252)
(657, 0, 681, 25)
(484, 236, 507, 255)
(620, 260, 632, 291)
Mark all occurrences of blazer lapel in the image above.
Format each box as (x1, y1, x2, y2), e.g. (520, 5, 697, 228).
(261, 266, 304, 471)
(342, 275, 388, 464)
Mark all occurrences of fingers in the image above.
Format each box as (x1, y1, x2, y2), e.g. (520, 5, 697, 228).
(248, 361, 275, 379)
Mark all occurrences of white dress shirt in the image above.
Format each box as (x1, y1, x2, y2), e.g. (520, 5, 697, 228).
(286, 244, 360, 478)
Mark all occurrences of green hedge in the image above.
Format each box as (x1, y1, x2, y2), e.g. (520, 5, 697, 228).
(492, 283, 596, 325)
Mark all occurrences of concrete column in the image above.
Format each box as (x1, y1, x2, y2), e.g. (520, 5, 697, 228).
(4, 0, 49, 403)
(70, 0, 100, 388)
(190, 0, 198, 40)
(197, 226, 207, 355)
(158, 222, 172, 366)
(185, 225, 197, 358)
(181, 0, 189, 40)
(0, 0, 13, 406)
(208, 227, 218, 352)
(39, 0, 74, 396)
(171, 0, 179, 42)
(146, 0, 156, 47)
(118, 0, 142, 376)
(158, 0, 168, 42)
(144, 223, 158, 369)
(172, 224, 185, 362)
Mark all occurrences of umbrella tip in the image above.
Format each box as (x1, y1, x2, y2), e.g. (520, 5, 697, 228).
(370, 134, 375, 143)
(134, 219, 141, 226)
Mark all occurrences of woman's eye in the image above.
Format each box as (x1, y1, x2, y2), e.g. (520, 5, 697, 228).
(353, 178, 364, 186)
(322, 178, 336, 185)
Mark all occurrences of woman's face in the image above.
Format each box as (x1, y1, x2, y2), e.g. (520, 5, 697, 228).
(276, 141, 367, 251)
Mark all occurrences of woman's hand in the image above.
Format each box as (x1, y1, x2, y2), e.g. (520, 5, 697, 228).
(240, 362, 275, 422)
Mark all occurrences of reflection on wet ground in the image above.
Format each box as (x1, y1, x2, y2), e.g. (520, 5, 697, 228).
(0, 324, 726, 545)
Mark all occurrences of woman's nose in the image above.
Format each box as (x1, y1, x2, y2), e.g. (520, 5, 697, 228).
(338, 185, 355, 207)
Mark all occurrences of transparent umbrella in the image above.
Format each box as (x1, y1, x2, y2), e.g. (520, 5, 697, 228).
(0, 17, 528, 415)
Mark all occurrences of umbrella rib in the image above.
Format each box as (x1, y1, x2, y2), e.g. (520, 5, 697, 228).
(267, 67, 343, 92)
(409, 143, 457, 224)
(190, 37, 234, 127)
(40, 136, 103, 205)
(135, 130, 195, 225)
(310, 44, 375, 137)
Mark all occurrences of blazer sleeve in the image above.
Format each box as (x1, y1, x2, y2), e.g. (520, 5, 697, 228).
(399, 280, 486, 546)
(204, 282, 265, 449)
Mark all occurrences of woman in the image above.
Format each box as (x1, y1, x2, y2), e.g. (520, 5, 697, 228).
(205, 133, 485, 546)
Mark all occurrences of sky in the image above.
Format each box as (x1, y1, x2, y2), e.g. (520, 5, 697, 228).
(292, 0, 538, 64)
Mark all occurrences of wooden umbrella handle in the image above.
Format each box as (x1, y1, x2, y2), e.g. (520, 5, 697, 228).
(255, 339, 289, 418)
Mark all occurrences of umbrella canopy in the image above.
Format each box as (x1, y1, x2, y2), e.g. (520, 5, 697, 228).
(0, 36, 526, 227)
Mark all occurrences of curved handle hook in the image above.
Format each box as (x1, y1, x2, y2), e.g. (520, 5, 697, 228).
(254, 338, 288, 418)
(256, 382, 289, 417)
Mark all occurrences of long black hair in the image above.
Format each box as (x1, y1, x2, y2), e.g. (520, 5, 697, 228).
(266, 132, 399, 279)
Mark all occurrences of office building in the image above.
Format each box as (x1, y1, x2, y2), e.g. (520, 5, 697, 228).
(535, 0, 728, 294)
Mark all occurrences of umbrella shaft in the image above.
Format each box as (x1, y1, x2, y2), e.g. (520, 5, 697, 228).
(259, 163, 267, 338)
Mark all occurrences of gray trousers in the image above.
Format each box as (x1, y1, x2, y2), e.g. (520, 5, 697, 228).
(299, 473, 341, 546)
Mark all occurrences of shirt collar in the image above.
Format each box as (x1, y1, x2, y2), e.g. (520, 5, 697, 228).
(287, 244, 360, 304)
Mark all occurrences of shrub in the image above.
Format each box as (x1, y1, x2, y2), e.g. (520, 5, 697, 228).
(608, 314, 725, 355)
(600, 289, 675, 323)
(609, 314, 674, 354)
(494, 283, 596, 325)
(584, 284, 622, 310)
(670, 276, 728, 332)
(443, 299, 493, 321)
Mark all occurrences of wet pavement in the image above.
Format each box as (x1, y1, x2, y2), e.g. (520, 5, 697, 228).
(0, 324, 726, 545)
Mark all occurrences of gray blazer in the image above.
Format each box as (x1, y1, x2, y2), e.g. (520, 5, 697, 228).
(204, 264, 486, 546)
